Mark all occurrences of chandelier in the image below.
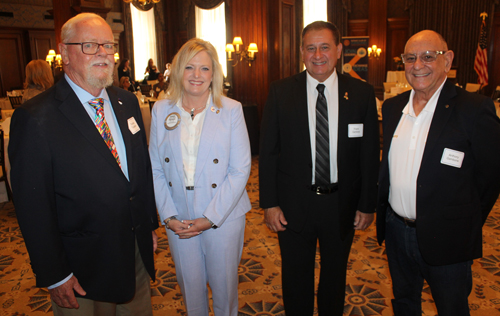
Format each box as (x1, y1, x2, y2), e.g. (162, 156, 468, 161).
(123, 0, 160, 11)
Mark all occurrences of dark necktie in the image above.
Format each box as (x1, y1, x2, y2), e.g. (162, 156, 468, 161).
(315, 84, 330, 185)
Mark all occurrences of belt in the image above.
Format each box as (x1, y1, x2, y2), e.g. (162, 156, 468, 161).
(186, 186, 194, 190)
(308, 183, 339, 195)
(392, 210, 416, 228)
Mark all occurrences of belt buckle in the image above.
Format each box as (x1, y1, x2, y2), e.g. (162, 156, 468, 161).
(316, 186, 325, 195)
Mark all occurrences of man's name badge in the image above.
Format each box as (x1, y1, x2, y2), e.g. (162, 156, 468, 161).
(348, 123, 363, 138)
(440, 148, 464, 168)
(127, 117, 140, 134)
(165, 112, 180, 130)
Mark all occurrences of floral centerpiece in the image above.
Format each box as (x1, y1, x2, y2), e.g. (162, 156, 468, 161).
(393, 56, 404, 70)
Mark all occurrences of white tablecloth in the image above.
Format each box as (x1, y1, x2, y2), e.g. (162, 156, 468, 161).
(386, 71, 408, 85)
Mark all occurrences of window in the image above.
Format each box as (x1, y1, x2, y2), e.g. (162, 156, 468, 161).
(130, 4, 158, 82)
(303, 0, 327, 27)
(195, 3, 228, 77)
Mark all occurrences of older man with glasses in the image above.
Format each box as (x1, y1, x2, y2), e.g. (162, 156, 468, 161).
(9, 13, 158, 316)
(376, 30, 500, 316)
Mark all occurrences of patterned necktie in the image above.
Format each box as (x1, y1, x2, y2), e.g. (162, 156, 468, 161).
(315, 84, 330, 185)
(88, 98, 121, 168)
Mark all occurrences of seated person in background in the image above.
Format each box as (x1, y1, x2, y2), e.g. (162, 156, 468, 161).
(118, 58, 137, 88)
(152, 73, 167, 98)
(163, 63, 171, 80)
(22, 59, 54, 103)
(119, 76, 136, 92)
(144, 58, 159, 81)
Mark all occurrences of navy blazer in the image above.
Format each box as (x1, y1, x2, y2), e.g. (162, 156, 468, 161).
(259, 71, 380, 239)
(377, 79, 500, 266)
(9, 78, 158, 303)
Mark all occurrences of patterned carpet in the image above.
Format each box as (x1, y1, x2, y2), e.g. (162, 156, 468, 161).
(1, 156, 500, 315)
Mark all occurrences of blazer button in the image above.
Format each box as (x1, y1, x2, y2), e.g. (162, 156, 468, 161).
(169, 182, 173, 187)
(213, 158, 218, 164)
(165, 157, 170, 163)
(212, 183, 217, 188)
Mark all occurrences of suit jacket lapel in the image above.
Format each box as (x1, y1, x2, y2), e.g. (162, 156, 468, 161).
(165, 105, 185, 187)
(294, 72, 312, 165)
(56, 79, 124, 178)
(194, 100, 220, 185)
(107, 88, 132, 180)
(420, 80, 456, 167)
(337, 74, 350, 144)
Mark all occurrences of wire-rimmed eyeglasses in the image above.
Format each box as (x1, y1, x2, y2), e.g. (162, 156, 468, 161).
(64, 42, 117, 55)
(401, 51, 446, 64)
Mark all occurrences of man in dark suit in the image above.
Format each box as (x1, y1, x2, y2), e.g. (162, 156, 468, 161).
(9, 13, 158, 315)
(259, 21, 379, 315)
(377, 30, 500, 315)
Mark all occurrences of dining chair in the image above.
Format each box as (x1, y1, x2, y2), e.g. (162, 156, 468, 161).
(465, 83, 481, 93)
(0, 129, 12, 202)
(8, 96, 23, 109)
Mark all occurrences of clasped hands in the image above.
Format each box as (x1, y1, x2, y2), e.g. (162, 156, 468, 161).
(166, 217, 213, 239)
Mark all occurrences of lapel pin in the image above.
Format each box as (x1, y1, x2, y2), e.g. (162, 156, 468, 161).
(445, 104, 449, 108)
(344, 92, 349, 100)
(211, 107, 215, 112)
(118, 98, 123, 105)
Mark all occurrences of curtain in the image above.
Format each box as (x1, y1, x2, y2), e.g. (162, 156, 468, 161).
(130, 4, 158, 82)
(195, 3, 228, 77)
(406, 0, 497, 86)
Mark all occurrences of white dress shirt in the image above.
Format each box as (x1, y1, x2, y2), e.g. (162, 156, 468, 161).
(306, 70, 339, 184)
(388, 79, 446, 219)
(176, 95, 211, 187)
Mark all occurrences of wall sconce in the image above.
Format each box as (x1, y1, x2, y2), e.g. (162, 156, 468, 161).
(46, 49, 63, 72)
(114, 53, 120, 63)
(225, 37, 258, 67)
(367, 45, 382, 58)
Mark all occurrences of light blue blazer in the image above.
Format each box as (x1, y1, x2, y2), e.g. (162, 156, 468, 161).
(149, 95, 251, 227)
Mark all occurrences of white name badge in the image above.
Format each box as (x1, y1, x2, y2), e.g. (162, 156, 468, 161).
(348, 123, 363, 138)
(127, 117, 140, 134)
(440, 148, 464, 168)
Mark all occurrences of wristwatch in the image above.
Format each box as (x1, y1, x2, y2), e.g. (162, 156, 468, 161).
(204, 216, 218, 229)
(165, 216, 177, 229)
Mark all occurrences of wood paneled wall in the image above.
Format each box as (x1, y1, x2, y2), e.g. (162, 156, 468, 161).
(0, 30, 27, 96)
(227, 0, 270, 114)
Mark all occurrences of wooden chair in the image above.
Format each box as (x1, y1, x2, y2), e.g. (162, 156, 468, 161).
(0, 129, 12, 201)
(8, 96, 23, 109)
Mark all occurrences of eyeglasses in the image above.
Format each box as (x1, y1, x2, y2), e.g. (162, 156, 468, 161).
(401, 51, 446, 64)
(64, 42, 117, 55)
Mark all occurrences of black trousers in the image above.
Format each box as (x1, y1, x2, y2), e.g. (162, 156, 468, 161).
(278, 190, 355, 316)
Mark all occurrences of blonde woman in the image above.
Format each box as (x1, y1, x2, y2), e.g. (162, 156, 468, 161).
(149, 38, 251, 316)
(22, 59, 54, 103)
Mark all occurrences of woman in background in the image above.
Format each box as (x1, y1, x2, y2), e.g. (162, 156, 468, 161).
(144, 58, 159, 81)
(149, 38, 251, 316)
(22, 60, 54, 103)
(119, 76, 135, 92)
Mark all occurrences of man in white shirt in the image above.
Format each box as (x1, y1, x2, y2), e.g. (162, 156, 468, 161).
(377, 30, 500, 316)
(260, 21, 379, 315)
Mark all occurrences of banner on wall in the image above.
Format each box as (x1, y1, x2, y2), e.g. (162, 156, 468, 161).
(341, 36, 369, 81)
